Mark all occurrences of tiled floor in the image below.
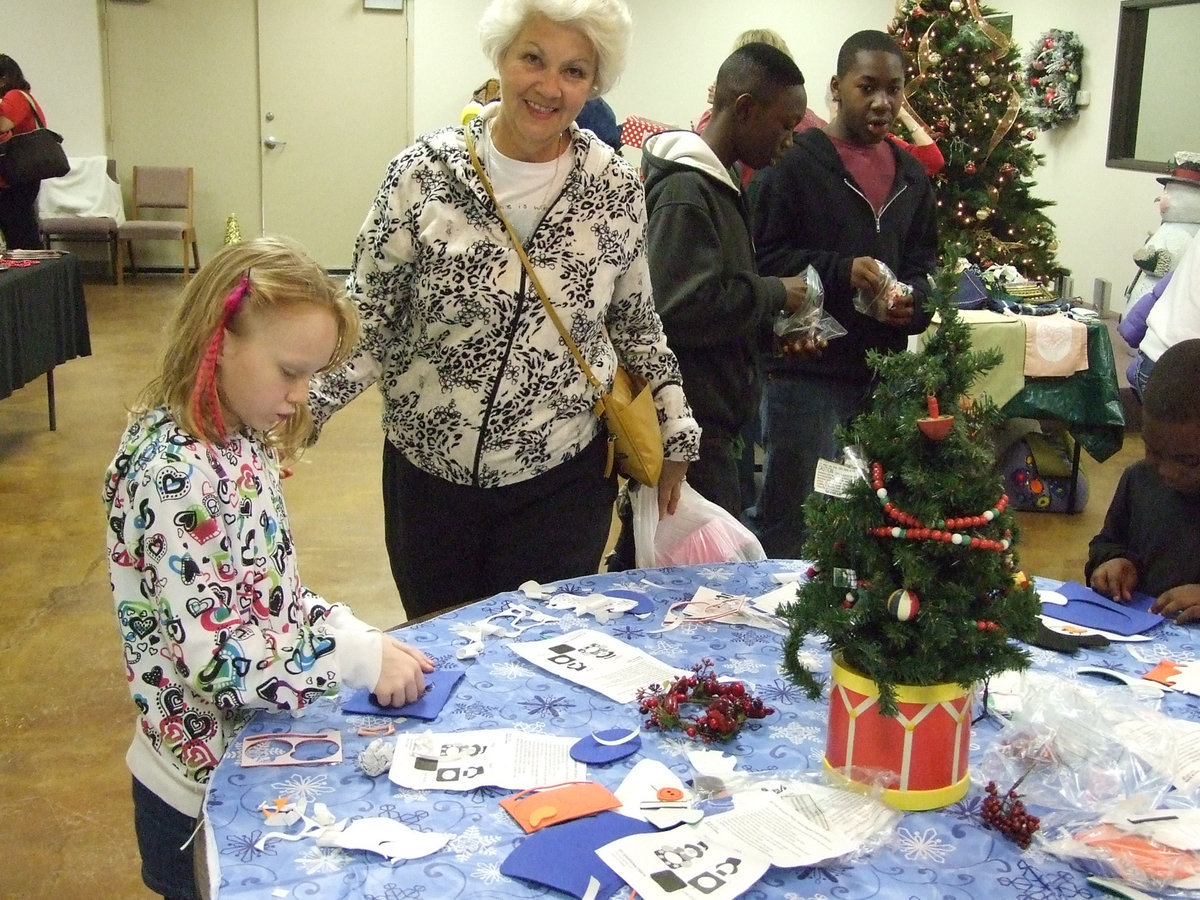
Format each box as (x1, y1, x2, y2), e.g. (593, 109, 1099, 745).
(0, 274, 1143, 898)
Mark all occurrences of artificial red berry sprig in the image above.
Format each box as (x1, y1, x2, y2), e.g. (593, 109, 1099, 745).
(981, 778, 1041, 849)
(636, 659, 774, 743)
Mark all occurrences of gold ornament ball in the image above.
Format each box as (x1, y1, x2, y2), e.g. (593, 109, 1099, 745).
(950, 0, 963, 10)
(977, 73, 991, 87)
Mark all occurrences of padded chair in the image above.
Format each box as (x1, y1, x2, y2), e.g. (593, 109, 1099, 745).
(116, 166, 199, 286)
(39, 158, 122, 284)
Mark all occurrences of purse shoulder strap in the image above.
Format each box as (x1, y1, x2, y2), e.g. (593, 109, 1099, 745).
(464, 126, 604, 397)
(18, 91, 47, 130)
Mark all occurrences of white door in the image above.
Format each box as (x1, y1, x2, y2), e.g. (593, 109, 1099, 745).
(257, 0, 411, 269)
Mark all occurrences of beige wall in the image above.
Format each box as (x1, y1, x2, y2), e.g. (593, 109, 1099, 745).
(11, 0, 1187, 300)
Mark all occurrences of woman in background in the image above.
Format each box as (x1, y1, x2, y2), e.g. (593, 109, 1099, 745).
(312, 0, 699, 620)
(0, 54, 50, 249)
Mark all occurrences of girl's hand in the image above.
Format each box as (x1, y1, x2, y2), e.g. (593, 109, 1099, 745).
(372, 638, 435, 707)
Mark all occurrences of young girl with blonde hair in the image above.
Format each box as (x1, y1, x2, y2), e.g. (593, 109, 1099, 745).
(105, 236, 434, 899)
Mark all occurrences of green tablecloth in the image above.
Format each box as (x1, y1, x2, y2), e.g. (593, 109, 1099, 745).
(1000, 318, 1125, 462)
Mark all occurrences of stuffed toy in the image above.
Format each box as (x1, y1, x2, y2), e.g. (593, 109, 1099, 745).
(1123, 150, 1200, 316)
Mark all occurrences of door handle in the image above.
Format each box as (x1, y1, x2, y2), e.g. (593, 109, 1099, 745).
(263, 136, 287, 150)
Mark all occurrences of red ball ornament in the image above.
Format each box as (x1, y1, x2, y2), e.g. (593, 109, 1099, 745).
(964, 162, 977, 175)
(1043, 37, 1055, 49)
(887, 589, 921, 622)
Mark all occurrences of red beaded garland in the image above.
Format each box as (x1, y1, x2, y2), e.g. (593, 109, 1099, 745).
(869, 461, 1008, 552)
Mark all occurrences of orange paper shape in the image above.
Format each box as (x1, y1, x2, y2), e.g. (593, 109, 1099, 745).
(499, 781, 621, 833)
(1074, 824, 1200, 884)
(1144, 660, 1183, 687)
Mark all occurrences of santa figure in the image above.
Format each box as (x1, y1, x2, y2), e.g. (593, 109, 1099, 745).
(1123, 150, 1200, 316)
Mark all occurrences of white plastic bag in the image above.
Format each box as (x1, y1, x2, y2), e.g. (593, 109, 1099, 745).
(631, 482, 767, 569)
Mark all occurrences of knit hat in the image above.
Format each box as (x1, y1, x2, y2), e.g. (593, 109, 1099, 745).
(1157, 150, 1200, 188)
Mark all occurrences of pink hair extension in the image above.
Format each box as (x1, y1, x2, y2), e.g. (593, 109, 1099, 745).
(192, 270, 252, 442)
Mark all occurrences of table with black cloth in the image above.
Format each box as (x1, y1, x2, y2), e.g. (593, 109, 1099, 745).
(201, 561, 1200, 900)
(0, 254, 90, 429)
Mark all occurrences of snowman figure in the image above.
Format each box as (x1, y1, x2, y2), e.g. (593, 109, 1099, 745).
(1124, 150, 1200, 316)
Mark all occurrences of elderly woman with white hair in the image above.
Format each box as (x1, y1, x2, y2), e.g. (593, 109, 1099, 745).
(312, 0, 699, 620)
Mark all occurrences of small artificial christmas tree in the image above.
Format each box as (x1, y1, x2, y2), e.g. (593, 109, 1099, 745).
(889, 0, 1067, 283)
(780, 272, 1040, 716)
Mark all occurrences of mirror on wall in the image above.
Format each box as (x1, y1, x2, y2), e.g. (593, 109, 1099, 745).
(1107, 0, 1200, 173)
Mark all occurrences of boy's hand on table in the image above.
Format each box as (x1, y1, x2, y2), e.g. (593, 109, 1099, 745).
(1090, 557, 1138, 602)
(1152, 584, 1200, 624)
(373, 638, 435, 707)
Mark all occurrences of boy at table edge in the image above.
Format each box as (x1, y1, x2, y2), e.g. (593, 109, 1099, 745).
(1086, 338, 1200, 623)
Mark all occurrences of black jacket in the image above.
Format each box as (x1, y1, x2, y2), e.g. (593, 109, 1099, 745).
(642, 131, 786, 440)
(749, 127, 938, 383)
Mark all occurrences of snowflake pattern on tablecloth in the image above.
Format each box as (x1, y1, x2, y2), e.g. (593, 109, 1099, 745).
(272, 772, 333, 802)
(648, 638, 685, 657)
(758, 678, 809, 705)
(1127, 640, 1196, 665)
(948, 791, 983, 821)
(896, 825, 955, 863)
(512, 720, 547, 734)
(610, 623, 650, 641)
(473, 861, 510, 884)
(224, 829, 276, 863)
(697, 566, 734, 582)
(374, 803, 432, 830)
(452, 700, 498, 720)
(726, 657, 767, 675)
(518, 695, 575, 717)
(490, 660, 534, 680)
(769, 721, 820, 744)
(295, 844, 351, 874)
(392, 787, 429, 804)
(447, 824, 502, 861)
(997, 857, 1090, 898)
(366, 883, 427, 900)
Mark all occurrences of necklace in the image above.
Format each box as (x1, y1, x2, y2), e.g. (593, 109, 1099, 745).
(482, 121, 567, 215)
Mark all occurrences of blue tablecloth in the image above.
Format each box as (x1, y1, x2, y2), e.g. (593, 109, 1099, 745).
(204, 561, 1200, 900)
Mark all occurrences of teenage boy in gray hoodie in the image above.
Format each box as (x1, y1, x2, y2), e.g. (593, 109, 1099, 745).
(640, 42, 812, 518)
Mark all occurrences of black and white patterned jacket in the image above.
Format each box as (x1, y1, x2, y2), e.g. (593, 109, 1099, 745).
(312, 105, 700, 488)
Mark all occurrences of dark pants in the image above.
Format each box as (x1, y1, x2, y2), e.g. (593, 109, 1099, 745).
(382, 434, 617, 620)
(0, 181, 42, 249)
(132, 778, 199, 900)
(685, 434, 741, 519)
(750, 374, 871, 559)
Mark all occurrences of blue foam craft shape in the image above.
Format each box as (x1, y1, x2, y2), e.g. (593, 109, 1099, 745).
(1043, 581, 1164, 635)
(341, 668, 465, 719)
(570, 728, 642, 764)
(603, 589, 656, 616)
(499, 810, 656, 900)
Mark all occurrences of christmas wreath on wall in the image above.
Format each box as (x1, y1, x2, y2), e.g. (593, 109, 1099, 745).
(1023, 29, 1084, 130)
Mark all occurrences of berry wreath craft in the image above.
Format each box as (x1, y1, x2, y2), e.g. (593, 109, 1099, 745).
(636, 659, 774, 743)
(1024, 29, 1084, 131)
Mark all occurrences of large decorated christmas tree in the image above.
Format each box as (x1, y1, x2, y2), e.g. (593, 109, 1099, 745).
(781, 273, 1041, 716)
(889, 0, 1067, 283)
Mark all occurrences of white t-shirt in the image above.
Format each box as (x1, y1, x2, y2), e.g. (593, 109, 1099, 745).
(480, 122, 571, 244)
